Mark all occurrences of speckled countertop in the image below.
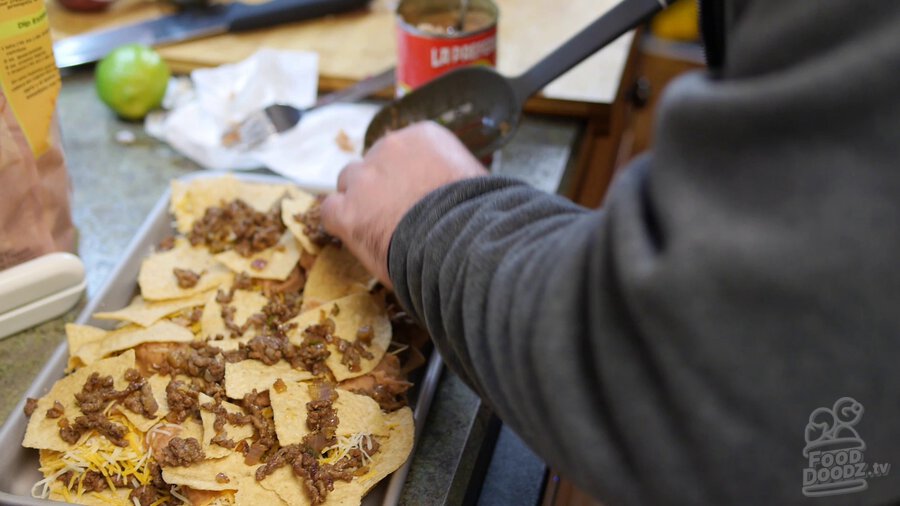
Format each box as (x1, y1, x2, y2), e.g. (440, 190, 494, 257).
(0, 71, 579, 504)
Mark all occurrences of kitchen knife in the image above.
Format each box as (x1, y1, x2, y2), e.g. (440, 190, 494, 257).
(53, 0, 369, 69)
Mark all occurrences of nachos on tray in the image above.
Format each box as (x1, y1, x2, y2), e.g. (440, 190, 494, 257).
(21, 176, 427, 506)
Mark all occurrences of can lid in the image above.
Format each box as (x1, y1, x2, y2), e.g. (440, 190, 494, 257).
(396, 0, 498, 39)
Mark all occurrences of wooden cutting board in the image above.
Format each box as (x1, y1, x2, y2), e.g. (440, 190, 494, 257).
(49, 0, 633, 111)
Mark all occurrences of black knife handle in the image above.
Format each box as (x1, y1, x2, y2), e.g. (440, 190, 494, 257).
(227, 0, 369, 32)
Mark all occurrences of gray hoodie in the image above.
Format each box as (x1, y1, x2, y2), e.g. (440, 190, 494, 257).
(388, 1, 900, 504)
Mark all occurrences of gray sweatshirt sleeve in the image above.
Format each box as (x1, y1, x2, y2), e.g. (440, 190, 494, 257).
(388, 1, 900, 504)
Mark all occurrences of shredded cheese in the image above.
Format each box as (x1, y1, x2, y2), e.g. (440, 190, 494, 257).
(322, 432, 377, 466)
(169, 485, 190, 504)
(387, 342, 409, 355)
(31, 413, 153, 505)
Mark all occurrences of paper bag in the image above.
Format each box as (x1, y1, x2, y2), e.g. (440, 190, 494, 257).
(0, 0, 76, 270)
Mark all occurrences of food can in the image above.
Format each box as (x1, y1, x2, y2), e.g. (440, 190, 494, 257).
(395, 0, 499, 97)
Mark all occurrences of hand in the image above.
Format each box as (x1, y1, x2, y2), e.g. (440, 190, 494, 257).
(321, 121, 489, 288)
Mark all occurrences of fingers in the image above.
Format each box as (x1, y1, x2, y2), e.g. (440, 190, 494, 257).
(336, 161, 364, 193)
(319, 192, 345, 238)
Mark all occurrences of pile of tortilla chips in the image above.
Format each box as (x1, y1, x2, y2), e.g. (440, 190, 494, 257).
(22, 176, 416, 506)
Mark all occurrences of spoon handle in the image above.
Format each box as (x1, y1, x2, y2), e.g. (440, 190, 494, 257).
(509, 0, 671, 105)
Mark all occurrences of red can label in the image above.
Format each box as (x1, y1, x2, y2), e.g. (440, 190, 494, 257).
(395, 25, 497, 97)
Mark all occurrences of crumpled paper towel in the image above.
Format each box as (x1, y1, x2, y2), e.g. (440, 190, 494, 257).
(146, 49, 380, 191)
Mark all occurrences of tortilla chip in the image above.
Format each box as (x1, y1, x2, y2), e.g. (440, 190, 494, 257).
(183, 489, 236, 506)
(68, 321, 195, 367)
(281, 191, 319, 255)
(214, 232, 300, 281)
(257, 408, 413, 506)
(270, 381, 387, 447)
(301, 246, 375, 311)
(256, 467, 305, 506)
(93, 292, 211, 328)
(224, 361, 314, 399)
(235, 477, 288, 506)
(171, 177, 241, 234)
(200, 289, 268, 346)
(236, 180, 289, 214)
(162, 452, 251, 491)
(325, 408, 416, 505)
(139, 238, 234, 301)
(23, 351, 136, 452)
(118, 373, 171, 432)
(198, 393, 254, 459)
(48, 481, 133, 506)
(356, 407, 415, 493)
(65, 323, 107, 370)
(288, 293, 391, 381)
(171, 176, 289, 232)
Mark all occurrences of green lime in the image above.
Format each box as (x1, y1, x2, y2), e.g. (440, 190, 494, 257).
(95, 44, 171, 121)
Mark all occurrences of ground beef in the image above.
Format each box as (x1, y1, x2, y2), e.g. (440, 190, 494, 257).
(246, 334, 288, 365)
(165, 342, 226, 386)
(211, 432, 236, 449)
(148, 461, 165, 488)
(341, 354, 412, 412)
(356, 325, 373, 345)
(56, 470, 126, 493)
(302, 315, 373, 373)
(296, 340, 331, 375)
(254, 380, 372, 505)
(305, 399, 338, 435)
(61, 370, 150, 446)
(233, 272, 255, 290)
(158, 236, 176, 251)
(173, 268, 201, 289)
(24, 398, 38, 417)
(169, 306, 204, 328)
(293, 320, 338, 375)
(189, 199, 284, 256)
(66, 414, 129, 446)
(216, 288, 235, 304)
(46, 400, 65, 419)
(55, 471, 74, 488)
(260, 293, 303, 326)
(260, 267, 306, 297)
(255, 443, 304, 481)
(80, 470, 109, 492)
(120, 370, 159, 419)
(157, 437, 205, 467)
(292, 449, 371, 505)
(200, 399, 251, 449)
(337, 338, 374, 373)
(293, 199, 339, 249)
(221, 303, 241, 336)
(74, 373, 124, 413)
(129, 485, 161, 506)
(226, 303, 306, 369)
(243, 389, 278, 465)
(57, 417, 81, 444)
(165, 380, 199, 423)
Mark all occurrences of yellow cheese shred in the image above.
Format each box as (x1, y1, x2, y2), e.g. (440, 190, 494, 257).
(31, 413, 154, 505)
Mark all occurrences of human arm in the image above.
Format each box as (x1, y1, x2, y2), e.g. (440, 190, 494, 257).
(322, 1, 900, 502)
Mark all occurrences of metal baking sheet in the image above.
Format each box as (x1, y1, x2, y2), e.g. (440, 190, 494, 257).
(0, 171, 442, 506)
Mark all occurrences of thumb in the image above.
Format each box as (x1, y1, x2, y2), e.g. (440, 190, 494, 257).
(319, 193, 346, 240)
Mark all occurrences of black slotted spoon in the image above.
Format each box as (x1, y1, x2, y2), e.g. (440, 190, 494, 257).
(364, 0, 672, 158)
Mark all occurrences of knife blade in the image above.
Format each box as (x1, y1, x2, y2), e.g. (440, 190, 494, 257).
(53, 0, 369, 68)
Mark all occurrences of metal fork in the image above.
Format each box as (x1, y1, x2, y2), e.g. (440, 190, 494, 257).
(223, 67, 396, 151)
